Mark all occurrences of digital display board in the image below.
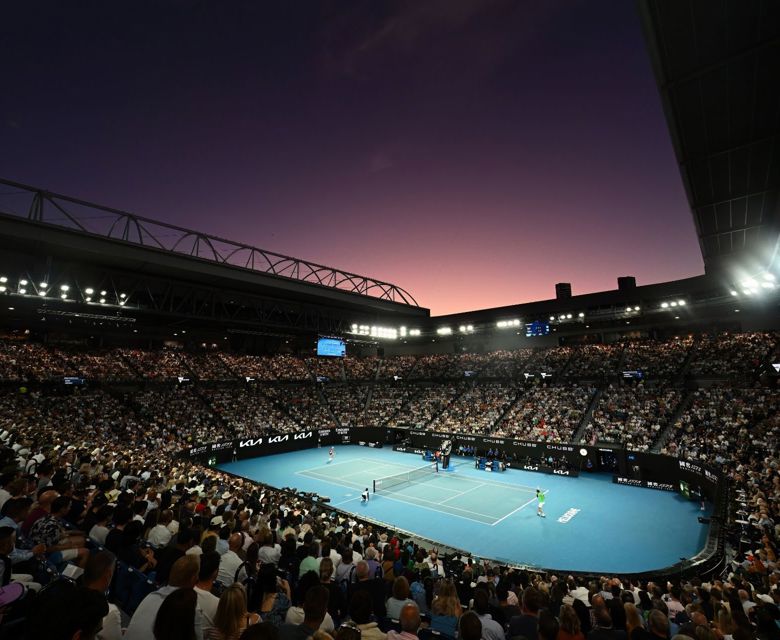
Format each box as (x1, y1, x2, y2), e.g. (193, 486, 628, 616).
(525, 321, 550, 337)
(317, 337, 346, 357)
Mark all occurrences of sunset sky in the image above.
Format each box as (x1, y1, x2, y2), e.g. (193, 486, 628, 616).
(0, 0, 704, 315)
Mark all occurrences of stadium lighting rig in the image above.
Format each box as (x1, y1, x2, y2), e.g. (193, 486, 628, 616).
(496, 318, 520, 329)
(348, 324, 399, 339)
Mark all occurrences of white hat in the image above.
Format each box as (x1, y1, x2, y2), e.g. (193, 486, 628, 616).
(210, 516, 224, 527)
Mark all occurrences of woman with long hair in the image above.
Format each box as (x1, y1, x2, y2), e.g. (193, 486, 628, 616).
(208, 583, 261, 640)
(155, 587, 198, 640)
(714, 608, 736, 640)
(558, 604, 585, 640)
(320, 556, 346, 623)
(430, 579, 462, 638)
(623, 603, 644, 640)
(255, 563, 291, 627)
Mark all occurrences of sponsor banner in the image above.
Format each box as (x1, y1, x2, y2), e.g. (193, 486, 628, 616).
(678, 460, 718, 485)
(393, 446, 426, 455)
(557, 508, 580, 523)
(613, 476, 675, 491)
(519, 464, 578, 477)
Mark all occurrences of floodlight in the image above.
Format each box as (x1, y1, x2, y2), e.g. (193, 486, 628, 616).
(0, 277, 6, 283)
(19, 279, 28, 286)
(549, 316, 555, 321)
(85, 297, 91, 302)
(100, 290, 107, 296)
(85, 288, 94, 295)
(0, 286, 5, 293)
(60, 284, 69, 291)
(119, 293, 127, 298)
(677, 300, 686, 306)
(578, 312, 585, 318)
(661, 302, 669, 308)
(100, 298, 106, 304)
(730, 290, 738, 296)
(566, 313, 572, 319)
(763, 273, 776, 282)
(39, 282, 47, 289)
(19, 288, 26, 295)
(559, 315, 566, 320)
(39, 291, 46, 296)
(670, 301, 678, 307)
(60, 293, 67, 299)
(634, 306, 640, 311)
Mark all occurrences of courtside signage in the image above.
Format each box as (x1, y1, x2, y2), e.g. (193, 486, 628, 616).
(558, 508, 580, 523)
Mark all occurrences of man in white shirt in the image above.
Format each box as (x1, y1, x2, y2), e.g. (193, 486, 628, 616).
(125, 555, 204, 640)
(194, 551, 221, 633)
(147, 510, 174, 547)
(424, 549, 444, 577)
(217, 533, 246, 586)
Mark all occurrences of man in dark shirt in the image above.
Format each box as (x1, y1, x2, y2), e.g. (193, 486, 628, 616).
(104, 505, 133, 553)
(278, 585, 329, 640)
(586, 608, 627, 640)
(509, 587, 545, 639)
(155, 528, 196, 585)
(351, 560, 386, 619)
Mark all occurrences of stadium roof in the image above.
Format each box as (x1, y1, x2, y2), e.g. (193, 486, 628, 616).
(640, 0, 780, 278)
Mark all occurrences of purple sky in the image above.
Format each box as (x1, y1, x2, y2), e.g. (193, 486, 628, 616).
(0, 1, 703, 315)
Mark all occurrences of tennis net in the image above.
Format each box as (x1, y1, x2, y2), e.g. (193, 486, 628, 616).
(373, 463, 438, 493)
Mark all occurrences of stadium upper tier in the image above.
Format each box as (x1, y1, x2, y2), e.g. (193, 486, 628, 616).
(0, 331, 777, 460)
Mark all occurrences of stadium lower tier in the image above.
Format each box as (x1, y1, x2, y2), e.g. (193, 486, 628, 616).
(217, 445, 714, 574)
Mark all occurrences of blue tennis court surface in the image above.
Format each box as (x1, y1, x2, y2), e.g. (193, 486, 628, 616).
(218, 445, 710, 574)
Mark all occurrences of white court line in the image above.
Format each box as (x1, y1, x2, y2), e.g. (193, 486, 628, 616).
(372, 488, 497, 525)
(295, 459, 498, 526)
(491, 489, 549, 527)
(384, 486, 500, 520)
(332, 496, 363, 507)
(371, 459, 540, 493)
(296, 459, 357, 474)
(440, 481, 486, 504)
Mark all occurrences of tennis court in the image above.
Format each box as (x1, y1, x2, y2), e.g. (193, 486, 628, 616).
(218, 444, 711, 573)
(297, 458, 542, 525)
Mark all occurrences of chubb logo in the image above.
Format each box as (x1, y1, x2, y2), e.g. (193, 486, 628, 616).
(294, 431, 313, 440)
(239, 438, 264, 448)
(557, 508, 580, 524)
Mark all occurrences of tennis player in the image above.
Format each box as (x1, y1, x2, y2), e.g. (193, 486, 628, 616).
(361, 487, 369, 503)
(536, 489, 546, 517)
(328, 447, 335, 464)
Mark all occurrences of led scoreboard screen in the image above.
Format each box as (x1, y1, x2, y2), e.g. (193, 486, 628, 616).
(525, 320, 550, 337)
(317, 337, 346, 357)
